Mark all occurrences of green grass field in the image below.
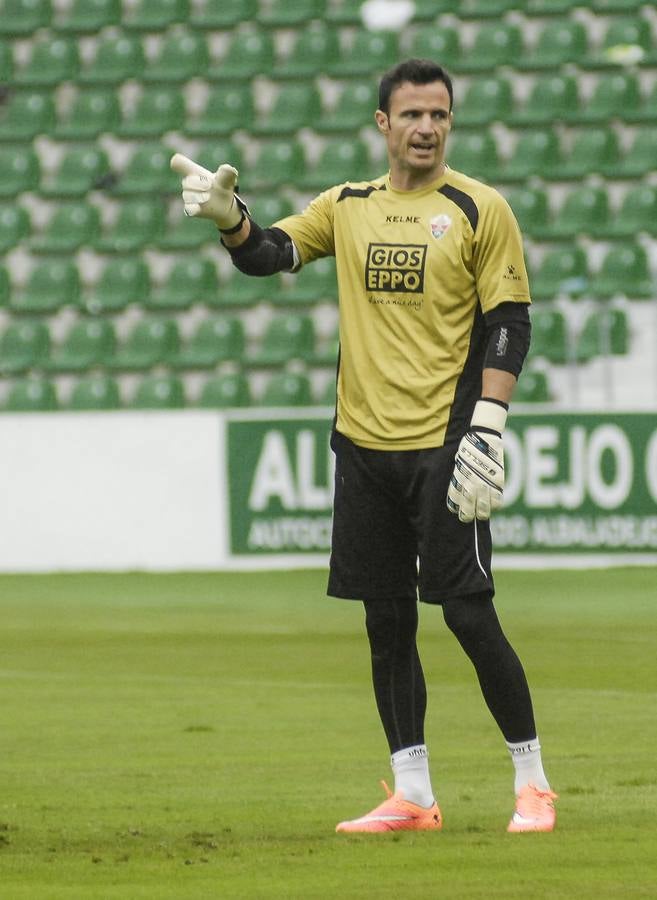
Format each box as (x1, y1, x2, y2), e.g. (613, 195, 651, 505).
(1, 568, 656, 899)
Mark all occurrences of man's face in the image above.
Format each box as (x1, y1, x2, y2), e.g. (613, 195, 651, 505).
(375, 80, 453, 186)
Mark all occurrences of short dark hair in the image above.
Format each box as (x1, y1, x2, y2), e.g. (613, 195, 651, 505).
(378, 58, 454, 115)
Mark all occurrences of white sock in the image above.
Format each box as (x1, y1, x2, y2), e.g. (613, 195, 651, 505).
(506, 737, 551, 794)
(391, 744, 435, 808)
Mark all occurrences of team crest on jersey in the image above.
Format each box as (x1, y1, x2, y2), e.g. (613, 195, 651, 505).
(430, 214, 452, 239)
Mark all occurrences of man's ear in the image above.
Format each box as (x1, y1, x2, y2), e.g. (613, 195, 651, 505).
(375, 109, 389, 134)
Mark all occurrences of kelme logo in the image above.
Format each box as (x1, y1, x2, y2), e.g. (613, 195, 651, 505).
(365, 243, 427, 293)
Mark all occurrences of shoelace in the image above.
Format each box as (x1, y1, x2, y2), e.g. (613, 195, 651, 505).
(519, 784, 558, 816)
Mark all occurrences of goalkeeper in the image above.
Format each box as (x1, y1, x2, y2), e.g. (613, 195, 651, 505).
(171, 58, 556, 835)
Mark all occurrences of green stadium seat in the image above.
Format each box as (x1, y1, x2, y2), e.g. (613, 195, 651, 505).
(146, 258, 219, 312)
(0, 91, 55, 142)
(601, 185, 657, 239)
(184, 84, 254, 138)
(616, 127, 657, 178)
(207, 26, 275, 82)
(53, 0, 120, 33)
(325, 0, 362, 24)
(78, 34, 145, 85)
(317, 377, 337, 405)
(315, 82, 378, 135)
(142, 31, 209, 84)
(213, 267, 280, 309)
(189, 0, 257, 30)
(131, 374, 186, 409)
(54, 88, 120, 141)
(95, 199, 166, 253)
(625, 82, 657, 125)
(30, 201, 101, 254)
(9, 260, 80, 315)
(249, 139, 306, 191)
(516, 20, 588, 71)
(531, 246, 589, 301)
(109, 317, 180, 371)
(454, 23, 523, 74)
(252, 83, 322, 137)
(45, 318, 116, 373)
(505, 187, 550, 241)
(157, 208, 216, 252)
(529, 309, 569, 364)
(313, 325, 340, 366)
(589, 244, 654, 300)
(272, 22, 339, 80)
(0, 320, 50, 375)
(247, 314, 315, 367)
(112, 143, 178, 196)
(559, 127, 620, 180)
(0, 262, 10, 306)
(0, 0, 51, 36)
(171, 315, 245, 369)
(122, 0, 189, 31)
(524, 0, 582, 13)
(458, 0, 518, 17)
(13, 35, 78, 87)
(116, 87, 185, 138)
(412, 0, 459, 16)
(197, 372, 251, 408)
(583, 16, 656, 69)
(406, 27, 461, 74)
(195, 140, 244, 175)
(298, 139, 369, 192)
(0, 204, 30, 253)
(457, 78, 513, 127)
(260, 0, 325, 27)
(576, 308, 629, 362)
(4, 377, 58, 411)
(0, 39, 13, 83)
(514, 367, 551, 403)
(248, 195, 294, 227)
(447, 132, 501, 183)
(533, 187, 611, 242)
(327, 29, 399, 78)
(259, 372, 313, 407)
(577, 72, 641, 124)
(590, 0, 646, 11)
(82, 257, 151, 314)
(0, 146, 39, 197)
(40, 147, 111, 198)
(501, 129, 562, 183)
(508, 75, 580, 127)
(280, 258, 337, 306)
(68, 374, 121, 410)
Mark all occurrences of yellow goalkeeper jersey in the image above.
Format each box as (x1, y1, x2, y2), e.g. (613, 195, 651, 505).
(274, 167, 531, 450)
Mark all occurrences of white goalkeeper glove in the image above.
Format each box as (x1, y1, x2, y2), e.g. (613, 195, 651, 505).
(170, 152, 246, 232)
(446, 399, 507, 523)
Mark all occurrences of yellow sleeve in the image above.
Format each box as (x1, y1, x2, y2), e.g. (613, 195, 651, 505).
(272, 187, 338, 265)
(473, 189, 531, 312)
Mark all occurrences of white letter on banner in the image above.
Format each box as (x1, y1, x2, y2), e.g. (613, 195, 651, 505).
(503, 429, 523, 507)
(587, 425, 632, 509)
(248, 431, 297, 511)
(525, 426, 559, 507)
(646, 430, 657, 503)
(560, 427, 586, 509)
(297, 430, 331, 509)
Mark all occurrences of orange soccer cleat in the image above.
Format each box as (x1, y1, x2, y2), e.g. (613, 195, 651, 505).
(336, 781, 443, 834)
(507, 783, 558, 833)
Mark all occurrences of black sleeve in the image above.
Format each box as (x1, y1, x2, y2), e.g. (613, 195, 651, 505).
(221, 221, 295, 277)
(482, 301, 531, 377)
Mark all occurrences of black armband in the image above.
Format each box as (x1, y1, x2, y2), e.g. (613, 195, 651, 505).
(483, 302, 531, 377)
(222, 221, 295, 277)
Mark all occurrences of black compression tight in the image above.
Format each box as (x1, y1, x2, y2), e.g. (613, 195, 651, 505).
(363, 593, 536, 754)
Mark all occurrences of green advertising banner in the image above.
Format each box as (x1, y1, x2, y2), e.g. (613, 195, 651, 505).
(226, 412, 657, 557)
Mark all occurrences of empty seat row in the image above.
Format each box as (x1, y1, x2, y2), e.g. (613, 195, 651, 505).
(0, 370, 335, 412)
(0, 313, 338, 374)
(528, 306, 630, 363)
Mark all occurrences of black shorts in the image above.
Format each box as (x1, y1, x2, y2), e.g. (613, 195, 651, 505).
(327, 430, 495, 604)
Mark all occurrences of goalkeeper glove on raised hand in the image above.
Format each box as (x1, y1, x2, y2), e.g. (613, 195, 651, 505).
(446, 398, 508, 523)
(170, 152, 247, 232)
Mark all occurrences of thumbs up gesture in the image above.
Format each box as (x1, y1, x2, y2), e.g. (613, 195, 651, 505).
(170, 153, 243, 231)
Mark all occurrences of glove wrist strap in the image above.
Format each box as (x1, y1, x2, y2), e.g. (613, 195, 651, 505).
(471, 398, 508, 435)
